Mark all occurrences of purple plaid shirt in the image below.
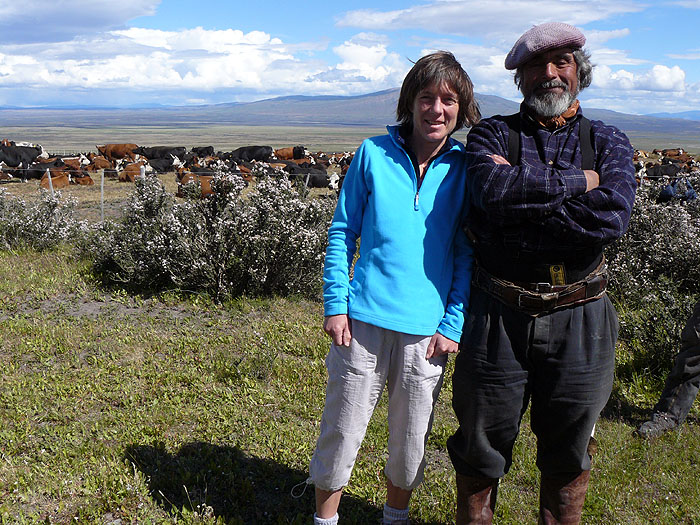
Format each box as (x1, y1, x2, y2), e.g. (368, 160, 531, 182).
(466, 105, 637, 260)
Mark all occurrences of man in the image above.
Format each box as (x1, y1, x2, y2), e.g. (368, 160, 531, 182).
(447, 22, 637, 524)
(637, 298, 700, 438)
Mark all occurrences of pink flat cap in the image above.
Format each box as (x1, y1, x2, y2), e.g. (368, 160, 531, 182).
(505, 22, 585, 70)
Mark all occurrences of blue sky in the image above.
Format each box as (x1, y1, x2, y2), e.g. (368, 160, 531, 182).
(0, 0, 699, 115)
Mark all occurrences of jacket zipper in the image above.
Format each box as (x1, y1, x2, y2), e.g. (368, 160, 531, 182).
(391, 129, 452, 212)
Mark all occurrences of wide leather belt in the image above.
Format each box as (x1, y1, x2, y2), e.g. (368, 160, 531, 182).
(473, 258, 608, 316)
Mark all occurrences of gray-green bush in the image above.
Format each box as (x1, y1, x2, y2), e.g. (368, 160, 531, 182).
(0, 188, 84, 250)
(606, 173, 700, 384)
(82, 175, 336, 301)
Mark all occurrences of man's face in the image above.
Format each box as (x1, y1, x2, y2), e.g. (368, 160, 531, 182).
(520, 48, 579, 118)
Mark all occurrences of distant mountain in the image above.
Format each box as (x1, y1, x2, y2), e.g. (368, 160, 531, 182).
(1, 89, 700, 151)
(646, 110, 700, 122)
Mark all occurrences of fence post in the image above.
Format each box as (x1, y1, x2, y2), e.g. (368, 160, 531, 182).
(45, 168, 54, 197)
(101, 169, 105, 224)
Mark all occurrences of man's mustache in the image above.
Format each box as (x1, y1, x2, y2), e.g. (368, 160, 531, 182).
(537, 80, 569, 91)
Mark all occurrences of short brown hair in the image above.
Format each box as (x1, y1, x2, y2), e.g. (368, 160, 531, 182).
(396, 51, 481, 131)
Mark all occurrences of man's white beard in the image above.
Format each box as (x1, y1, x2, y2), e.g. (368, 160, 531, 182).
(524, 82, 577, 118)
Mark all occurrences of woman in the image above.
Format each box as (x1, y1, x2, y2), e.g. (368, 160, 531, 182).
(309, 51, 480, 525)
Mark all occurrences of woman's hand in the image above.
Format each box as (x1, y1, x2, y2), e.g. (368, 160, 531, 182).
(425, 332, 458, 358)
(323, 314, 352, 347)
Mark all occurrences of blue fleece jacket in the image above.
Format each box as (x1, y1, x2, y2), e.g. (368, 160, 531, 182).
(322, 125, 474, 342)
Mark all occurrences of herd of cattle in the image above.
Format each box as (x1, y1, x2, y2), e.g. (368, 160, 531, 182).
(0, 139, 698, 198)
(634, 147, 700, 180)
(0, 140, 354, 196)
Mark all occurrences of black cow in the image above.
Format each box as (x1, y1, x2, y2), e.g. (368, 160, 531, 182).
(303, 172, 331, 188)
(191, 146, 215, 157)
(133, 146, 187, 160)
(148, 157, 178, 173)
(277, 160, 326, 176)
(646, 163, 682, 179)
(230, 145, 273, 162)
(25, 159, 65, 180)
(0, 144, 42, 170)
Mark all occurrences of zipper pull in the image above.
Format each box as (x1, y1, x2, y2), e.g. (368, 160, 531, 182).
(414, 192, 419, 210)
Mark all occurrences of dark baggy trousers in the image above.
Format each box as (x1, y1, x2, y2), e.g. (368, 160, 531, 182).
(653, 299, 700, 423)
(447, 286, 618, 479)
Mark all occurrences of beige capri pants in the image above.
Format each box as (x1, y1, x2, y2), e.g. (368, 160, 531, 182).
(309, 319, 447, 491)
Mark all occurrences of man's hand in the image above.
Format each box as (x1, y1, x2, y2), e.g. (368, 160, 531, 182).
(584, 170, 600, 192)
(492, 153, 600, 193)
(425, 332, 459, 359)
(489, 154, 511, 166)
(323, 314, 352, 347)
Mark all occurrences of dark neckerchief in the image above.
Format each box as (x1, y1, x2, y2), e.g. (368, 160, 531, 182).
(397, 123, 452, 189)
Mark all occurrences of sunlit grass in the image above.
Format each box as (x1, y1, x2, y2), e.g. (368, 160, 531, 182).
(0, 248, 699, 524)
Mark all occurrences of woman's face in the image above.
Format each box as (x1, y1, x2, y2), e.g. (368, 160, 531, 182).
(411, 82, 460, 148)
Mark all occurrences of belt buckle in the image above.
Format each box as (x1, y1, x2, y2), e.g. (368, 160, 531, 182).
(534, 282, 553, 293)
(518, 290, 559, 311)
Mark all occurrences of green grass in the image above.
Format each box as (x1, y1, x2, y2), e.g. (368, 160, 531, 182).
(1, 248, 699, 524)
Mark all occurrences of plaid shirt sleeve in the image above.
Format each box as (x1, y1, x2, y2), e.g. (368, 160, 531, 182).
(541, 121, 637, 245)
(466, 118, 590, 222)
(466, 116, 637, 248)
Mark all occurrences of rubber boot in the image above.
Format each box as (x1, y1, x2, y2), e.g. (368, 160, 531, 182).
(538, 470, 591, 525)
(455, 473, 498, 525)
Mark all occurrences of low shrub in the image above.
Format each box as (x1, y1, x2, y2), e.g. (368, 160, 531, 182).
(607, 173, 700, 301)
(83, 175, 336, 301)
(0, 188, 84, 250)
(606, 173, 700, 385)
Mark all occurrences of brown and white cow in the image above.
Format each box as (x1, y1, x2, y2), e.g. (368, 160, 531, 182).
(119, 160, 151, 183)
(40, 168, 71, 190)
(86, 153, 112, 172)
(176, 172, 214, 198)
(97, 143, 139, 163)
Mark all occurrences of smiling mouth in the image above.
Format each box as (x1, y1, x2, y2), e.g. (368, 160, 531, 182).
(537, 81, 567, 92)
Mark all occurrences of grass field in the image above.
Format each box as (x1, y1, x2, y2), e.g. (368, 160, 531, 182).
(1, 142, 700, 523)
(0, 240, 699, 522)
(0, 250, 700, 524)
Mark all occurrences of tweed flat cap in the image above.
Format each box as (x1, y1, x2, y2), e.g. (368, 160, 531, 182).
(505, 22, 585, 70)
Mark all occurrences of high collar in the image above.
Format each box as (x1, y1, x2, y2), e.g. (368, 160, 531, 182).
(387, 124, 463, 155)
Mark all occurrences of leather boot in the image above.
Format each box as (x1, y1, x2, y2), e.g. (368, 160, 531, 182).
(538, 470, 591, 525)
(455, 473, 498, 525)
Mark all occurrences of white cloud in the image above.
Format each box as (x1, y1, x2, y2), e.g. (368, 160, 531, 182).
(671, 0, 700, 7)
(593, 64, 686, 92)
(0, 27, 410, 105)
(638, 65, 686, 91)
(0, 28, 292, 91)
(668, 50, 700, 60)
(590, 48, 647, 67)
(337, 0, 645, 40)
(416, 41, 518, 99)
(584, 28, 631, 46)
(308, 33, 407, 89)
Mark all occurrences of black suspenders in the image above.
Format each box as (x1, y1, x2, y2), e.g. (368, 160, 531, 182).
(502, 113, 595, 170)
